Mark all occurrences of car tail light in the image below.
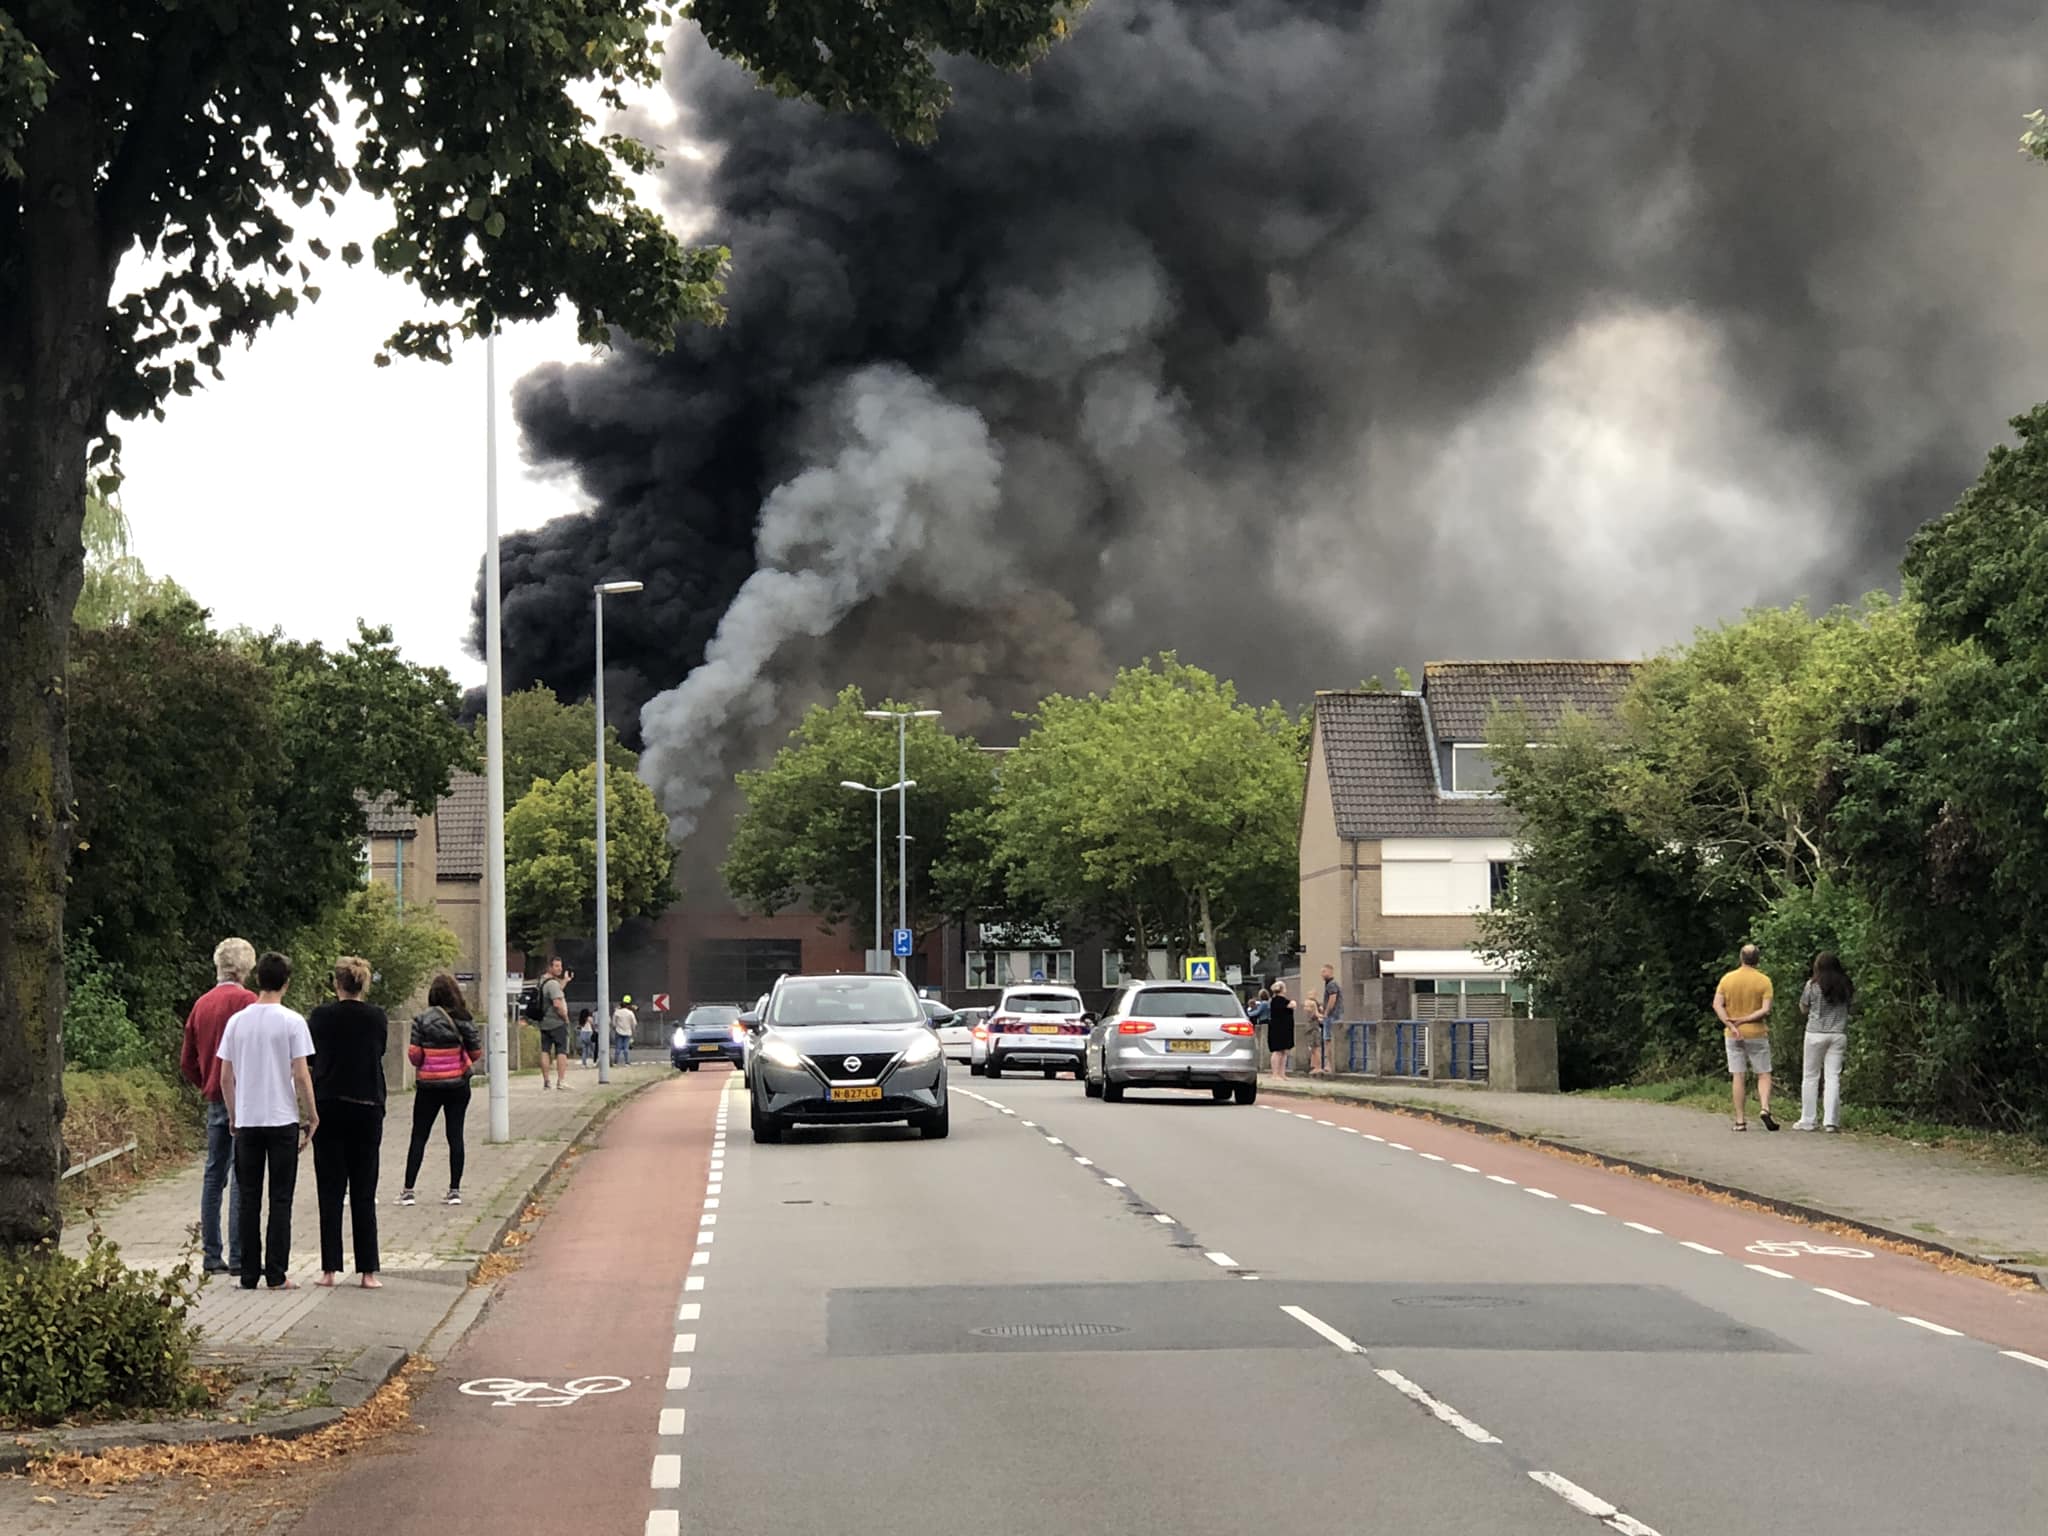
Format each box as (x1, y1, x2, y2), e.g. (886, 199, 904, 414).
(972, 1023, 988, 1039)
(1222, 1022, 1255, 1036)
(1119, 1020, 1156, 1035)
(989, 1013, 1017, 1033)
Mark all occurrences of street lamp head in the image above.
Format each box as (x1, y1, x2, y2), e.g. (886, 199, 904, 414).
(910, 709, 942, 719)
(893, 779, 917, 791)
(839, 780, 873, 792)
(862, 706, 942, 720)
(861, 710, 893, 720)
(594, 579, 644, 595)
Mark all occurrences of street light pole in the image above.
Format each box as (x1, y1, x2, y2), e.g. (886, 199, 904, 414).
(483, 334, 510, 1143)
(593, 579, 643, 1085)
(863, 708, 940, 973)
(840, 779, 913, 972)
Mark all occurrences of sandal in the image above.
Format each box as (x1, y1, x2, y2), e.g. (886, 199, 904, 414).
(1732, 1121, 1748, 1131)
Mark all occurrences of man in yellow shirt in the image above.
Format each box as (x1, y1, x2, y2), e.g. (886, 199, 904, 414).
(1713, 944, 1778, 1131)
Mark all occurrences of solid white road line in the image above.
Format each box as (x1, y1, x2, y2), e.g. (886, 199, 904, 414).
(650, 1454, 682, 1489)
(1527, 1471, 1664, 1535)
(1487, 1175, 1517, 1186)
(1679, 1241, 1722, 1255)
(677, 1302, 701, 1321)
(685, 1276, 705, 1292)
(658, 1408, 687, 1437)
(673, 1333, 697, 1353)
(1900, 1316, 1963, 1337)
(1570, 1203, 1606, 1215)
(1205, 1252, 1239, 1268)
(1745, 1264, 1794, 1279)
(1281, 1304, 1362, 1352)
(2003, 1350, 2048, 1370)
(1524, 1188, 1558, 1200)
(1814, 1287, 1870, 1307)
(646, 1511, 680, 1536)
(666, 1367, 692, 1390)
(1623, 1221, 1662, 1235)
(1374, 1367, 1502, 1445)
(1452, 1162, 1480, 1173)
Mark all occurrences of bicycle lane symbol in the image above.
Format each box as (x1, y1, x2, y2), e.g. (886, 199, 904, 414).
(459, 1376, 632, 1407)
(1744, 1239, 1874, 1260)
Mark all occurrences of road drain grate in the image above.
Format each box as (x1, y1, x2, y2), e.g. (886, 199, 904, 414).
(971, 1322, 1131, 1339)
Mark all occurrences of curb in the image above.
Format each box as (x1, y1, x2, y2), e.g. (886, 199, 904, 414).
(1260, 1081, 2047, 1291)
(1, 1074, 667, 1473)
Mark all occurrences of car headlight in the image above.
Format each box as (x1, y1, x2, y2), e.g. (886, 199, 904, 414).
(730, 1023, 747, 1044)
(759, 1035, 806, 1070)
(899, 1031, 941, 1066)
(672, 1027, 687, 1049)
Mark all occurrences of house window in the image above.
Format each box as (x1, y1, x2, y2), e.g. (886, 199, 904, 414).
(1450, 744, 1499, 794)
(1028, 950, 1075, 984)
(1103, 950, 1123, 987)
(971, 950, 1075, 987)
(1489, 860, 1516, 908)
(968, 950, 1001, 989)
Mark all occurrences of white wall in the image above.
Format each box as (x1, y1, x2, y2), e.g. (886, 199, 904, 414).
(1380, 837, 1517, 916)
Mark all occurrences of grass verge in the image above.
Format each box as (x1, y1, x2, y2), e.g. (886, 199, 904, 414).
(59, 1068, 201, 1213)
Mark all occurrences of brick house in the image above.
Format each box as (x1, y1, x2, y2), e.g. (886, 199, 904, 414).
(1298, 661, 1637, 1027)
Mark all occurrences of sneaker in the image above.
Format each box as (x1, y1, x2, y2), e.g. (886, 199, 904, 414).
(1823, 1125, 1841, 1134)
(397, 1189, 417, 1206)
(444, 1190, 462, 1206)
(1759, 1110, 1780, 1132)
(1792, 1121, 1817, 1132)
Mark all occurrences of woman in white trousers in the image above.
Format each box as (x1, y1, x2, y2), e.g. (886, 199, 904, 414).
(1795, 953, 1853, 1132)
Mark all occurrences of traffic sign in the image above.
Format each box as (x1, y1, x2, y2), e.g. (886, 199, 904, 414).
(1183, 956, 1217, 982)
(892, 928, 915, 958)
(652, 993, 670, 1013)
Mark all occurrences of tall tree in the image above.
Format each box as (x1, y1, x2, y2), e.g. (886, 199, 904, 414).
(492, 684, 637, 800)
(723, 689, 997, 944)
(1, 2, 1077, 1245)
(74, 495, 187, 629)
(992, 656, 1303, 967)
(505, 764, 674, 952)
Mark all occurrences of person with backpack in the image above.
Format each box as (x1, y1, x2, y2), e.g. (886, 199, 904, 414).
(399, 974, 483, 1207)
(526, 956, 572, 1089)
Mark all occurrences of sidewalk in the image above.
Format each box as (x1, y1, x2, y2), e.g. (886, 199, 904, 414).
(14, 1059, 665, 1466)
(1261, 1076, 2048, 1282)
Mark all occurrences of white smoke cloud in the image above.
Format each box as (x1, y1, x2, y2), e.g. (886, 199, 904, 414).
(637, 363, 1003, 836)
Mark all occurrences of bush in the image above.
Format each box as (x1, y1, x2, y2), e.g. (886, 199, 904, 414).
(62, 933, 149, 1071)
(62, 1068, 200, 1200)
(0, 1232, 206, 1426)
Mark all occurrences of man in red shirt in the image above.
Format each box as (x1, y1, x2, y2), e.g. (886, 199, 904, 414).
(181, 937, 256, 1273)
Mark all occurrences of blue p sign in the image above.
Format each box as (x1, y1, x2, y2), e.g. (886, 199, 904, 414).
(892, 928, 914, 958)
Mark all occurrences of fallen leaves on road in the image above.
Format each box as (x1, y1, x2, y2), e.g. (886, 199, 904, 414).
(29, 1361, 428, 1492)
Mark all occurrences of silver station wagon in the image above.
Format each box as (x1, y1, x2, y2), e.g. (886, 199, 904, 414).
(1084, 980, 1258, 1104)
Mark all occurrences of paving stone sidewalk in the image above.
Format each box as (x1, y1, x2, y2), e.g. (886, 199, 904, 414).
(1263, 1075, 2048, 1280)
(12, 1060, 664, 1467)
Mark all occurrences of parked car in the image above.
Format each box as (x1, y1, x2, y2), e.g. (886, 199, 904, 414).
(1084, 980, 1257, 1104)
(934, 1004, 984, 1067)
(983, 985, 1091, 1080)
(738, 992, 770, 1083)
(748, 973, 949, 1142)
(671, 1003, 746, 1071)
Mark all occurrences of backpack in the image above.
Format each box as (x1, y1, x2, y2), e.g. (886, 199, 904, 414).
(521, 982, 547, 1023)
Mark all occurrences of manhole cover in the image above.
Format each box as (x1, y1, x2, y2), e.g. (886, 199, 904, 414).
(971, 1322, 1131, 1339)
(1391, 1295, 1528, 1310)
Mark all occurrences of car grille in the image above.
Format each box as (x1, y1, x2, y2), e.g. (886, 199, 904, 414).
(805, 1051, 899, 1081)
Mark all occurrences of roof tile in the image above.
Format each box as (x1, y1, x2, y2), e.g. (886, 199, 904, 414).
(1422, 660, 1638, 742)
(435, 770, 487, 880)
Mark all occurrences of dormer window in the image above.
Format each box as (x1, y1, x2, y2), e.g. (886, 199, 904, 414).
(1450, 743, 1500, 794)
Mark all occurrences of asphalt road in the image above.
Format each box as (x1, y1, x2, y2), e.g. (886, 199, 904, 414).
(290, 1067, 2048, 1536)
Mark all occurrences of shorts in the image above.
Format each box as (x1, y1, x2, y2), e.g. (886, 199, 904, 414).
(1319, 1017, 1339, 1043)
(1724, 1035, 1771, 1075)
(538, 1025, 570, 1057)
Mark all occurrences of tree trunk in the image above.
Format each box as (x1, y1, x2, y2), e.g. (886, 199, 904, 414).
(0, 56, 110, 1247)
(1130, 906, 1150, 979)
(1198, 885, 1215, 960)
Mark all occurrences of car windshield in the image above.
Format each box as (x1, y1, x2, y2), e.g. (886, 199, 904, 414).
(770, 976, 925, 1027)
(1127, 987, 1245, 1019)
(1005, 991, 1083, 1014)
(684, 1006, 740, 1028)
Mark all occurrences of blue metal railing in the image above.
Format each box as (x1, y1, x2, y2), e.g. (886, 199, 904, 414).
(1446, 1020, 1491, 1081)
(1346, 1021, 1375, 1074)
(1394, 1021, 1429, 1077)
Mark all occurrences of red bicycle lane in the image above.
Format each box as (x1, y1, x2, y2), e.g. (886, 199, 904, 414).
(291, 1068, 722, 1536)
(1257, 1091, 2048, 1364)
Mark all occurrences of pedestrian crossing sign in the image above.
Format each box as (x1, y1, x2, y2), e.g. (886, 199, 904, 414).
(1183, 956, 1217, 982)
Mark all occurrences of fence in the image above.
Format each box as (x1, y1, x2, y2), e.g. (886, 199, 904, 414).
(1445, 1020, 1490, 1082)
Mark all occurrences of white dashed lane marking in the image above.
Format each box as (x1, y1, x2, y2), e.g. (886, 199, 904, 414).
(1815, 1287, 1870, 1307)
(1570, 1203, 1605, 1215)
(2003, 1351, 2048, 1370)
(1745, 1264, 1794, 1279)
(1623, 1221, 1663, 1235)
(658, 1408, 687, 1436)
(1205, 1251, 1239, 1268)
(1901, 1317, 1963, 1337)
(650, 1454, 681, 1489)
(1679, 1241, 1722, 1255)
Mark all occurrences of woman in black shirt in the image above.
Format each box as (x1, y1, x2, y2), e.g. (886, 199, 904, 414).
(1266, 980, 1297, 1080)
(308, 955, 388, 1288)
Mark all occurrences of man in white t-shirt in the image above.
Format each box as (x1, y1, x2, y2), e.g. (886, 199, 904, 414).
(612, 996, 638, 1066)
(218, 951, 318, 1290)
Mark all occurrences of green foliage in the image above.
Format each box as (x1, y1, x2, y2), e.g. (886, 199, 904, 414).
(724, 689, 997, 939)
(60, 1068, 199, 1195)
(74, 495, 188, 629)
(60, 933, 147, 1072)
(506, 763, 674, 950)
(493, 684, 638, 800)
(993, 656, 1303, 963)
(0, 1233, 205, 1426)
(281, 884, 461, 1017)
(67, 603, 476, 1039)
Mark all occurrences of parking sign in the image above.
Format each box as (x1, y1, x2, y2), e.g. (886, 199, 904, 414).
(892, 928, 914, 958)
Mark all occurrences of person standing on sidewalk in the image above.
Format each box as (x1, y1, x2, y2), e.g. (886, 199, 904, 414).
(1794, 952, 1854, 1134)
(179, 936, 256, 1275)
(612, 995, 637, 1066)
(537, 955, 571, 1089)
(1266, 980, 1297, 1080)
(1713, 944, 1779, 1132)
(217, 951, 318, 1290)
(308, 956, 387, 1288)
(577, 1007, 597, 1067)
(1314, 963, 1345, 1076)
(400, 974, 483, 1207)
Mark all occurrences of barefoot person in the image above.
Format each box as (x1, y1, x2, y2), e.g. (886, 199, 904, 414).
(1713, 944, 1778, 1132)
(1266, 979, 1297, 1080)
(217, 951, 318, 1290)
(309, 956, 387, 1288)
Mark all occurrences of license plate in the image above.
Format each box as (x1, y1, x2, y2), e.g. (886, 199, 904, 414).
(1166, 1039, 1210, 1054)
(1028, 1024, 1061, 1034)
(696, 1043, 720, 1052)
(829, 1085, 883, 1102)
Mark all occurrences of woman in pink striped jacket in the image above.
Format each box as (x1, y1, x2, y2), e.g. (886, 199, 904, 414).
(398, 973, 483, 1208)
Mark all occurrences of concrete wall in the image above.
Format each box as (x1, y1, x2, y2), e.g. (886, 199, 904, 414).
(1351, 841, 1486, 952)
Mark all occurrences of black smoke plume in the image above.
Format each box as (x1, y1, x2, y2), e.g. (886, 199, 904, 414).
(486, 0, 2048, 841)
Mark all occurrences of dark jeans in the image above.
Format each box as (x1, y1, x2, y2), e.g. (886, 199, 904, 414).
(312, 1100, 383, 1274)
(405, 1080, 470, 1191)
(201, 1100, 242, 1271)
(234, 1123, 301, 1288)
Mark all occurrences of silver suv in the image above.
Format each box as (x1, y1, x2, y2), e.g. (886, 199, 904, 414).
(1085, 981, 1257, 1104)
(748, 974, 949, 1142)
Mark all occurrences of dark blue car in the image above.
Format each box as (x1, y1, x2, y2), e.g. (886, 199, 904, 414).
(671, 1003, 746, 1071)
